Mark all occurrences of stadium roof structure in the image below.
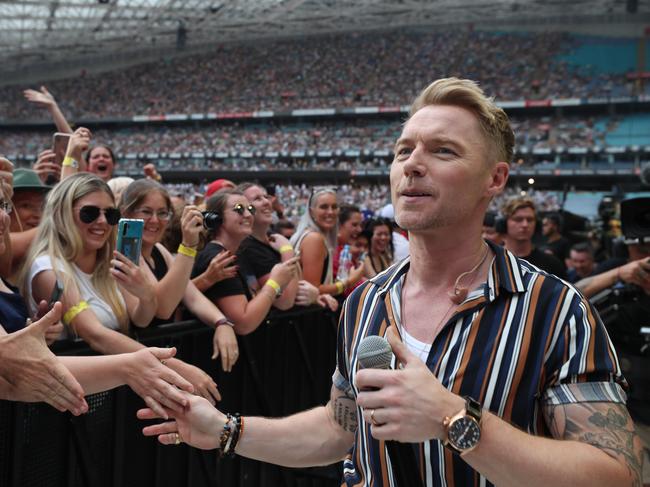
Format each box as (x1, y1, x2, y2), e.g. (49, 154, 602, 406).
(0, 0, 647, 76)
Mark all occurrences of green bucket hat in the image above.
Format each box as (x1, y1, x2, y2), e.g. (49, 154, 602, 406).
(13, 169, 51, 193)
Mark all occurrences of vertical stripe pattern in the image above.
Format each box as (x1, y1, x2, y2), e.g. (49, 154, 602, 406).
(335, 241, 627, 487)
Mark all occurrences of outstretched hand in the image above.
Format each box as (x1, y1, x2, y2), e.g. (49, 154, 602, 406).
(23, 86, 57, 109)
(138, 391, 225, 450)
(0, 302, 87, 414)
(355, 326, 464, 442)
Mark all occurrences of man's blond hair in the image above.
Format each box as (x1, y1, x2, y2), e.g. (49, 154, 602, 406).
(501, 196, 537, 219)
(409, 77, 515, 164)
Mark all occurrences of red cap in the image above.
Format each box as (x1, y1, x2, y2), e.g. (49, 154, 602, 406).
(205, 179, 235, 198)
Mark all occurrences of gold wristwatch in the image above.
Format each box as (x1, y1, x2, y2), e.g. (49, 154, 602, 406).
(442, 396, 482, 455)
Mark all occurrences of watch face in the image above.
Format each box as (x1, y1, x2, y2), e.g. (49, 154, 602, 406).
(448, 416, 481, 451)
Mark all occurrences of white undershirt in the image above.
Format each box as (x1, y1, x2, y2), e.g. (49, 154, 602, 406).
(400, 325, 432, 363)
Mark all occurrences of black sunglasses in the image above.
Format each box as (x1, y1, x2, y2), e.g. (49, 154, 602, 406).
(79, 205, 121, 225)
(232, 203, 256, 216)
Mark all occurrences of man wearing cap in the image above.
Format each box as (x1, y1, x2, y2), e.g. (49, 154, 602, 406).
(9, 168, 51, 276)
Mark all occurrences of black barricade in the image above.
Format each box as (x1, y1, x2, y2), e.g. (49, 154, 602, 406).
(0, 306, 343, 487)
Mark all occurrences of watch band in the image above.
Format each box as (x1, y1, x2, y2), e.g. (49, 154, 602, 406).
(464, 396, 482, 422)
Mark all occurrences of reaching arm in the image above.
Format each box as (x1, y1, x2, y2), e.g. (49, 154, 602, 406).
(150, 205, 203, 319)
(214, 258, 299, 334)
(576, 257, 650, 299)
(139, 382, 356, 468)
(24, 86, 73, 134)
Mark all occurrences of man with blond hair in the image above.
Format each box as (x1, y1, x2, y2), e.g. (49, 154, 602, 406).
(139, 79, 642, 487)
(501, 195, 566, 278)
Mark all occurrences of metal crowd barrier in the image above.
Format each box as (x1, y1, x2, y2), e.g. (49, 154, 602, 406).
(0, 306, 342, 487)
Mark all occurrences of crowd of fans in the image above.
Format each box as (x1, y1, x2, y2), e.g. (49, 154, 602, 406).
(0, 114, 626, 160)
(0, 31, 637, 121)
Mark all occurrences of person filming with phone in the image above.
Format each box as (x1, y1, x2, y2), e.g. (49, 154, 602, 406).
(119, 179, 239, 373)
(138, 78, 641, 487)
(18, 173, 221, 407)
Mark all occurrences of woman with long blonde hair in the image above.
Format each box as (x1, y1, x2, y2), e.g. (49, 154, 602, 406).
(290, 186, 363, 305)
(20, 173, 221, 405)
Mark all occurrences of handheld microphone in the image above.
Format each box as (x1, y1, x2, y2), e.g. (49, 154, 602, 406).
(357, 335, 423, 487)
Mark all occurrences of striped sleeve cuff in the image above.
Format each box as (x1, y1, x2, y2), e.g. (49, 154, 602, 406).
(542, 381, 627, 406)
(332, 367, 354, 397)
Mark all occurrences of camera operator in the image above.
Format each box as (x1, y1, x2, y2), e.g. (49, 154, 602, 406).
(575, 198, 650, 298)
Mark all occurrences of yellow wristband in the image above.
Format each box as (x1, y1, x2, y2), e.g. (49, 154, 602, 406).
(177, 243, 197, 258)
(62, 156, 78, 168)
(63, 301, 89, 325)
(279, 244, 293, 254)
(265, 278, 282, 297)
(335, 280, 345, 295)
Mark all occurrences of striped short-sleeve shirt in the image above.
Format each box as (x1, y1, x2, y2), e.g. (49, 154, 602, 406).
(334, 241, 627, 487)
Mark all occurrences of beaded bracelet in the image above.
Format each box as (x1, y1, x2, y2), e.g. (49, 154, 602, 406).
(63, 301, 89, 325)
(219, 413, 242, 457)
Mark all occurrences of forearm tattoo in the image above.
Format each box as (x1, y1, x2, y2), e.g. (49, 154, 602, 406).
(545, 402, 643, 486)
(330, 392, 358, 433)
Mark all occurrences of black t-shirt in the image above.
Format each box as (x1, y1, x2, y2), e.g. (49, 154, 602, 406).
(523, 247, 567, 280)
(145, 245, 174, 327)
(192, 242, 252, 302)
(237, 236, 280, 285)
(543, 237, 571, 265)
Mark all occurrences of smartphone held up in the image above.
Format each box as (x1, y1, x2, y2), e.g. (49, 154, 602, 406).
(116, 219, 144, 265)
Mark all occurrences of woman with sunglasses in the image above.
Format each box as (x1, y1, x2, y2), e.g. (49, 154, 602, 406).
(0, 176, 193, 416)
(290, 186, 364, 302)
(237, 183, 326, 308)
(362, 217, 394, 279)
(19, 173, 221, 405)
(192, 189, 299, 334)
(119, 179, 239, 373)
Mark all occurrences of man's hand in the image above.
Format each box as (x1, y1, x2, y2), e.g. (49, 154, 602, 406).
(138, 391, 226, 450)
(0, 302, 87, 414)
(355, 326, 464, 442)
(617, 257, 650, 291)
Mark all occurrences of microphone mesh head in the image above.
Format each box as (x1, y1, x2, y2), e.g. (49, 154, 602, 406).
(357, 335, 393, 369)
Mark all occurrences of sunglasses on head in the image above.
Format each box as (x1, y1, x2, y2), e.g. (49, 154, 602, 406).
(232, 203, 256, 216)
(79, 205, 121, 225)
